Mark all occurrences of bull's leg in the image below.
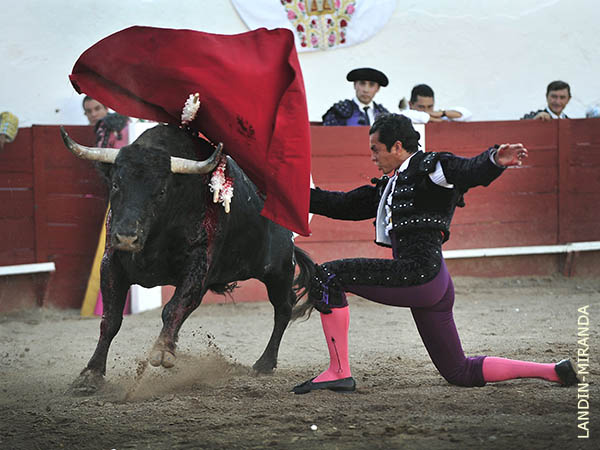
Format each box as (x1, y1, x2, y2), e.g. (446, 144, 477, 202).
(252, 274, 294, 373)
(149, 279, 207, 369)
(71, 256, 130, 394)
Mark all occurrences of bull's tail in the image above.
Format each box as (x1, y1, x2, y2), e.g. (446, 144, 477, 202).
(291, 245, 316, 321)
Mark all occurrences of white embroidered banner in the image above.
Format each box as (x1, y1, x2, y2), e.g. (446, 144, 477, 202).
(232, 0, 396, 52)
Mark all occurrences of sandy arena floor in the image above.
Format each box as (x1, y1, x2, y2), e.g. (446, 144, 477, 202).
(1, 275, 598, 449)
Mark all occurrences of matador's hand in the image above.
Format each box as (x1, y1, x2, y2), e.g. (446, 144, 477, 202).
(495, 143, 528, 167)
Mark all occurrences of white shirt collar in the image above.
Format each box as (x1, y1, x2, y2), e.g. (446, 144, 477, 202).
(353, 96, 374, 109)
(397, 149, 424, 173)
(546, 107, 567, 119)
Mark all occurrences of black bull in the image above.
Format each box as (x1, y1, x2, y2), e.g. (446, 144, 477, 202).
(61, 124, 314, 393)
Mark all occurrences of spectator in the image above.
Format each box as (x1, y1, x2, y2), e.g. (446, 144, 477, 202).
(0, 111, 19, 151)
(83, 95, 108, 126)
(322, 68, 390, 126)
(82, 95, 129, 148)
(399, 84, 472, 124)
(521, 80, 571, 120)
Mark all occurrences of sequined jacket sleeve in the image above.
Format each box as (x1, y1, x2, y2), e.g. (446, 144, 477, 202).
(521, 108, 545, 120)
(438, 146, 505, 193)
(322, 99, 355, 126)
(310, 185, 379, 220)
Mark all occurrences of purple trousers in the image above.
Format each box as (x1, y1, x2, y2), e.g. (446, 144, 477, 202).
(346, 259, 486, 387)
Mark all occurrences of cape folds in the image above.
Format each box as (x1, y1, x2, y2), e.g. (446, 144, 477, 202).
(69, 26, 311, 236)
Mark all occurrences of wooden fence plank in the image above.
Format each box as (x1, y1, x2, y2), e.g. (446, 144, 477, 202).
(31, 126, 48, 263)
(0, 190, 34, 219)
(0, 218, 35, 252)
(557, 120, 572, 243)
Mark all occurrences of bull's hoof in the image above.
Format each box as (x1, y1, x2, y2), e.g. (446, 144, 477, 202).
(252, 359, 276, 374)
(149, 349, 176, 368)
(69, 369, 104, 396)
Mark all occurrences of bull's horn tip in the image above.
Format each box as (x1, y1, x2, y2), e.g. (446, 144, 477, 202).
(59, 126, 72, 146)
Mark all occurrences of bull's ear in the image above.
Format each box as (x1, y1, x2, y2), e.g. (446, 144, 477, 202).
(94, 161, 113, 183)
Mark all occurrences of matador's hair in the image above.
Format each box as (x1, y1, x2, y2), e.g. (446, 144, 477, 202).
(369, 113, 420, 154)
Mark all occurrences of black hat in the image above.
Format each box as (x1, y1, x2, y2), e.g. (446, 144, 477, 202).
(346, 68, 388, 87)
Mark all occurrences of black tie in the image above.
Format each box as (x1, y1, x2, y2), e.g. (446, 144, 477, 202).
(363, 106, 370, 125)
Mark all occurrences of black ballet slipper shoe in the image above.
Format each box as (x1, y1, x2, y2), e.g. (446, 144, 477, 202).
(292, 376, 356, 395)
(554, 359, 580, 387)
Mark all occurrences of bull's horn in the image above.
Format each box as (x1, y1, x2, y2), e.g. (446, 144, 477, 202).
(170, 142, 223, 174)
(60, 126, 119, 163)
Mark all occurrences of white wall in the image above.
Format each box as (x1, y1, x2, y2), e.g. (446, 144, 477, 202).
(3, 0, 599, 127)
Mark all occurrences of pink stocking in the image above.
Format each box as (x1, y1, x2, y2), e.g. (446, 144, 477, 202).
(313, 306, 352, 382)
(482, 356, 560, 383)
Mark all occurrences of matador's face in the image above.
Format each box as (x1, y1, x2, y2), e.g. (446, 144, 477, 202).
(369, 131, 407, 175)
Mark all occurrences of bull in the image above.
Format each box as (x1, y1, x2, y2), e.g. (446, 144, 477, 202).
(60, 124, 313, 393)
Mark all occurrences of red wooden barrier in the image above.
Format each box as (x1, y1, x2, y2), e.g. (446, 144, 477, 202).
(0, 126, 105, 309)
(1, 120, 598, 310)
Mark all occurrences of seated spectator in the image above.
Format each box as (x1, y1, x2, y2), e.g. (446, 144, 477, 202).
(399, 84, 472, 124)
(521, 80, 571, 120)
(82, 95, 129, 148)
(322, 68, 390, 126)
(0, 111, 19, 151)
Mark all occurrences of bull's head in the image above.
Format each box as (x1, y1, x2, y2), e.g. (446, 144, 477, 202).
(60, 126, 222, 252)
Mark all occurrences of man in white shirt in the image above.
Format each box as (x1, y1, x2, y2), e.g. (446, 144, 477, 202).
(322, 68, 390, 126)
(521, 80, 571, 120)
(399, 84, 472, 124)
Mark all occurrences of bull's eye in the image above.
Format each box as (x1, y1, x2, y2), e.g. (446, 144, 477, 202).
(112, 182, 119, 191)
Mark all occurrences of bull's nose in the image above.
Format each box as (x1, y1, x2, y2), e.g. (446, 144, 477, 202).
(114, 233, 140, 251)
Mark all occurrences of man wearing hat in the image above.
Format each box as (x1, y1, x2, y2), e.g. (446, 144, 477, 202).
(322, 68, 390, 126)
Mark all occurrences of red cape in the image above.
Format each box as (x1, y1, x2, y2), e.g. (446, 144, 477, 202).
(70, 26, 311, 236)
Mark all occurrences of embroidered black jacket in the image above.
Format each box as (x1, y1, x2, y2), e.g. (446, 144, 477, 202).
(309, 148, 504, 290)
